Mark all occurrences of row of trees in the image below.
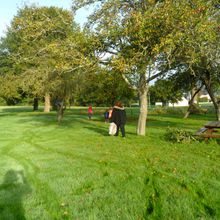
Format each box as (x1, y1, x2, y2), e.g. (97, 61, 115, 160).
(0, 5, 133, 121)
(0, 0, 219, 135)
(0, 6, 92, 115)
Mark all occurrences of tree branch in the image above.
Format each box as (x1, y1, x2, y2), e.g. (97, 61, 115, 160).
(146, 71, 165, 83)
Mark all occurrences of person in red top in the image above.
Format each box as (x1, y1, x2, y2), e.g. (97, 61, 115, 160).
(88, 105, 93, 120)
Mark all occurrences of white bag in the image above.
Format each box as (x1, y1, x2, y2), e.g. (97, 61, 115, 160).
(109, 122, 117, 135)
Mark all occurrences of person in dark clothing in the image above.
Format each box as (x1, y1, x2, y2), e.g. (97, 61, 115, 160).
(110, 101, 126, 137)
(104, 109, 109, 123)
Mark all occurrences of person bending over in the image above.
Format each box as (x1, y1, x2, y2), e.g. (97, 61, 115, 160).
(111, 101, 126, 137)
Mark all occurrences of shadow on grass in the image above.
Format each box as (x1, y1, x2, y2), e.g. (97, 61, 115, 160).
(16, 112, 110, 135)
(149, 113, 216, 121)
(0, 106, 33, 114)
(83, 126, 109, 136)
(146, 119, 180, 128)
(0, 170, 31, 220)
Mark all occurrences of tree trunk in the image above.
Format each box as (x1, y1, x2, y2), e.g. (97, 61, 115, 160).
(211, 100, 220, 121)
(33, 97, 38, 111)
(184, 86, 202, 118)
(217, 104, 220, 121)
(57, 100, 66, 123)
(137, 73, 148, 135)
(184, 110, 190, 119)
(211, 98, 220, 121)
(44, 93, 50, 112)
(203, 77, 220, 121)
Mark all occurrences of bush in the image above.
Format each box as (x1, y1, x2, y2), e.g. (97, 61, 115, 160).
(189, 104, 208, 114)
(198, 97, 208, 102)
(165, 127, 196, 143)
(0, 97, 6, 106)
(166, 107, 186, 115)
(151, 107, 167, 114)
(151, 107, 186, 115)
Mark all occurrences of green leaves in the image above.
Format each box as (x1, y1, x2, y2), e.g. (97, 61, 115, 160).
(165, 127, 196, 144)
(150, 79, 183, 105)
(1, 5, 97, 104)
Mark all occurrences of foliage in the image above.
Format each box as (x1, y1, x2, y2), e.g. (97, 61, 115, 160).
(165, 107, 187, 115)
(151, 107, 168, 115)
(198, 97, 209, 102)
(0, 5, 96, 104)
(152, 105, 208, 116)
(165, 127, 197, 143)
(0, 74, 22, 104)
(73, 68, 135, 106)
(72, 0, 220, 134)
(149, 79, 183, 105)
(154, 0, 220, 119)
(0, 97, 6, 106)
(73, 0, 176, 135)
(189, 104, 208, 114)
(152, 107, 186, 115)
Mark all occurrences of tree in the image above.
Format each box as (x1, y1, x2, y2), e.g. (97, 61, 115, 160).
(171, 70, 203, 119)
(74, 68, 135, 106)
(72, 0, 220, 133)
(156, 1, 220, 119)
(72, 0, 178, 135)
(0, 39, 22, 104)
(154, 62, 205, 118)
(199, 63, 220, 120)
(1, 5, 96, 122)
(150, 79, 183, 106)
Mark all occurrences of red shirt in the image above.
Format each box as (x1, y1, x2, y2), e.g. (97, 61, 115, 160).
(88, 106, 93, 113)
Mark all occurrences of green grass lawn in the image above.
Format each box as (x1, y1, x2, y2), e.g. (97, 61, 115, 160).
(0, 106, 220, 220)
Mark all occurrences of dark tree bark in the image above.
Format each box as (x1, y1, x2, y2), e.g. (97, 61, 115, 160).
(184, 85, 203, 118)
(33, 98, 39, 111)
(202, 71, 220, 121)
(56, 100, 66, 123)
(203, 80, 220, 121)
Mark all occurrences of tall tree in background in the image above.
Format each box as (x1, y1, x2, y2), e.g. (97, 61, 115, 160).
(149, 79, 183, 106)
(74, 68, 134, 106)
(156, 1, 220, 119)
(0, 46, 22, 105)
(0, 5, 96, 122)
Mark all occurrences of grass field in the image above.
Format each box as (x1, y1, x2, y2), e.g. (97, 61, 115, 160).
(0, 106, 219, 220)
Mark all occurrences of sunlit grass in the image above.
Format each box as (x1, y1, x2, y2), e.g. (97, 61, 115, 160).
(0, 106, 219, 219)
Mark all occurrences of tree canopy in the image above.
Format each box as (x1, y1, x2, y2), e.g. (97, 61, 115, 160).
(72, 0, 220, 132)
(0, 5, 98, 120)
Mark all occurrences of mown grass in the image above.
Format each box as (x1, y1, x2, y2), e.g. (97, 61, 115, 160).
(0, 106, 220, 220)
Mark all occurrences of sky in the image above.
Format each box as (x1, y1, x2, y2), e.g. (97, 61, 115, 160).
(0, 0, 90, 37)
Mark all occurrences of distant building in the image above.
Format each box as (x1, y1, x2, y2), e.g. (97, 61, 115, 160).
(155, 91, 212, 107)
(168, 97, 189, 107)
(155, 102, 163, 106)
(199, 94, 211, 101)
